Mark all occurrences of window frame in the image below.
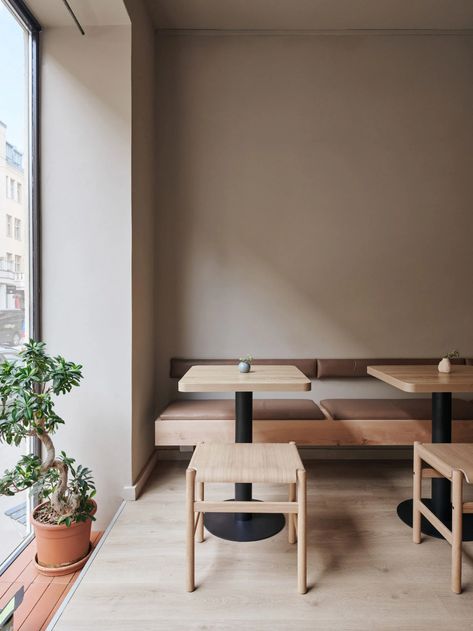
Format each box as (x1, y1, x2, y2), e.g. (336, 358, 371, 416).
(0, 0, 41, 575)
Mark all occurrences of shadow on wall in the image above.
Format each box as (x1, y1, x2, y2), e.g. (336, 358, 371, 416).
(155, 34, 473, 406)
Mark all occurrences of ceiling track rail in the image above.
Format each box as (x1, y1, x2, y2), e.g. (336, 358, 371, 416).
(62, 0, 85, 35)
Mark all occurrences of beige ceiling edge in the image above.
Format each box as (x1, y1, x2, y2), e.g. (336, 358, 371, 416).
(26, 0, 130, 28)
(154, 28, 473, 37)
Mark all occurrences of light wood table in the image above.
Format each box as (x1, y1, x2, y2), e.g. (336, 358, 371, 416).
(368, 364, 473, 540)
(178, 365, 311, 542)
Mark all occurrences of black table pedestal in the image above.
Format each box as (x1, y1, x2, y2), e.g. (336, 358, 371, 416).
(204, 391, 286, 542)
(397, 392, 473, 541)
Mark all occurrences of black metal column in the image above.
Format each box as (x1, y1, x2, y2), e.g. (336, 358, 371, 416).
(431, 392, 451, 523)
(397, 390, 473, 540)
(235, 392, 252, 521)
(203, 388, 286, 542)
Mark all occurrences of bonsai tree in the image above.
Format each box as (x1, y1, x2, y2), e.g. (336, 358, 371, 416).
(445, 350, 460, 359)
(0, 340, 95, 526)
(239, 355, 253, 365)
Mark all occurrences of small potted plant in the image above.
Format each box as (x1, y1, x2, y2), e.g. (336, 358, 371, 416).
(0, 340, 96, 576)
(438, 350, 460, 374)
(238, 355, 253, 373)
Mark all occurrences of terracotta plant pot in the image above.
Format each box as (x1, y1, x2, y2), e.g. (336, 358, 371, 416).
(31, 500, 97, 576)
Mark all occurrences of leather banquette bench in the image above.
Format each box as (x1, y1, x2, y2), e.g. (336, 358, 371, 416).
(155, 358, 473, 447)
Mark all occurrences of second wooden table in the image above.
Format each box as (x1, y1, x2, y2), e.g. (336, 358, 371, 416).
(368, 364, 473, 541)
(179, 365, 311, 542)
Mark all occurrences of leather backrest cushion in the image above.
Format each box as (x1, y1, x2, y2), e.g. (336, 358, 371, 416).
(316, 357, 466, 379)
(170, 358, 317, 379)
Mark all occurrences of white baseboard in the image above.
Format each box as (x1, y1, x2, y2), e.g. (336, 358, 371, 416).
(122, 450, 159, 501)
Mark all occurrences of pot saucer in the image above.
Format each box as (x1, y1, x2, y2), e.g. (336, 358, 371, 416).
(34, 542, 94, 577)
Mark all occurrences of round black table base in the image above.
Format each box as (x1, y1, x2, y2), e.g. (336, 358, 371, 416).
(397, 499, 473, 541)
(204, 509, 285, 542)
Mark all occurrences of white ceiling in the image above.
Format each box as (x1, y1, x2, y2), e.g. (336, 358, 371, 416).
(144, 0, 473, 31)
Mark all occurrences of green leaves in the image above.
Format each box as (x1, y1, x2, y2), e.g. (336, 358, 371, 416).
(0, 339, 83, 444)
(0, 340, 94, 527)
(0, 454, 42, 495)
(58, 452, 97, 524)
(50, 357, 83, 395)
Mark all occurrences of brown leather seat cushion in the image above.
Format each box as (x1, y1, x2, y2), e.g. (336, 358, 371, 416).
(159, 399, 325, 421)
(320, 398, 473, 421)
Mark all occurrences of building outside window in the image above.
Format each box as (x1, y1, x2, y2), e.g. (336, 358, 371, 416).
(0, 0, 40, 573)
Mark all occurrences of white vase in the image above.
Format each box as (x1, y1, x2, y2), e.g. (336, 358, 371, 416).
(438, 358, 451, 373)
(238, 361, 251, 373)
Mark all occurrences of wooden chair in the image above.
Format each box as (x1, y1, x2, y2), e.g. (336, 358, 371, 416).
(186, 442, 307, 594)
(413, 442, 473, 593)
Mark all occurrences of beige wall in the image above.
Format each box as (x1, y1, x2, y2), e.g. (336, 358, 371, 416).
(40, 0, 158, 525)
(125, 0, 158, 482)
(155, 33, 473, 405)
(41, 25, 132, 527)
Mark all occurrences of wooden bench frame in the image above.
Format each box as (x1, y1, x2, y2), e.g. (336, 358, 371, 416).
(156, 417, 473, 447)
(156, 358, 473, 447)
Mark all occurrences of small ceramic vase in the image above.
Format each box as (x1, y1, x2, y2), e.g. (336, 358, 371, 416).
(438, 357, 451, 373)
(238, 361, 251, 373)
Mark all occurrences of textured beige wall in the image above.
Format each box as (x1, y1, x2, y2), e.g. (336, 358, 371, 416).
(125, 0, 157, 483)
(155, 33, 473, 405)
(41, 25, 132, 527)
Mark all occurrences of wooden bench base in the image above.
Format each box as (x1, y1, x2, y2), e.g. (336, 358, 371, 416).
(155, 419, 473, 447)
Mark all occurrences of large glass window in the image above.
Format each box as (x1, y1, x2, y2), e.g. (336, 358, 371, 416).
(0, 0, 39, 571)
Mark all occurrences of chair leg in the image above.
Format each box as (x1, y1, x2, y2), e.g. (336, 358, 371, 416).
(197, 482, 205, 543)
(288, 483, 296, 544)
(297, 469, 307, 594)
(452, 469, 463, 594)
(413, 442, 422, 544)
(186, 468, 196, 592)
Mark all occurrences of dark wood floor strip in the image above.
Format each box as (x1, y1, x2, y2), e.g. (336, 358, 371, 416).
(0, 532, 102, 630)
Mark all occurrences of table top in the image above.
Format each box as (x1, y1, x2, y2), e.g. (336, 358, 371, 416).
(367, 364, 473, 393)
(178, 364, 312, 393)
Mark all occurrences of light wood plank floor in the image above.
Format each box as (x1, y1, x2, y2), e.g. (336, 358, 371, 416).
(52, 460, 473, 631)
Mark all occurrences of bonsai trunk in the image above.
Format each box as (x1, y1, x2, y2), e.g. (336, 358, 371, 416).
(38, 430, 78, 517)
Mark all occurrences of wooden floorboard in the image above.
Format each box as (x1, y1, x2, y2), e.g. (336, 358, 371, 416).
(0, 545, 36, 593)
(0, 531, 102, 631)
(51, 461, 473, 631)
